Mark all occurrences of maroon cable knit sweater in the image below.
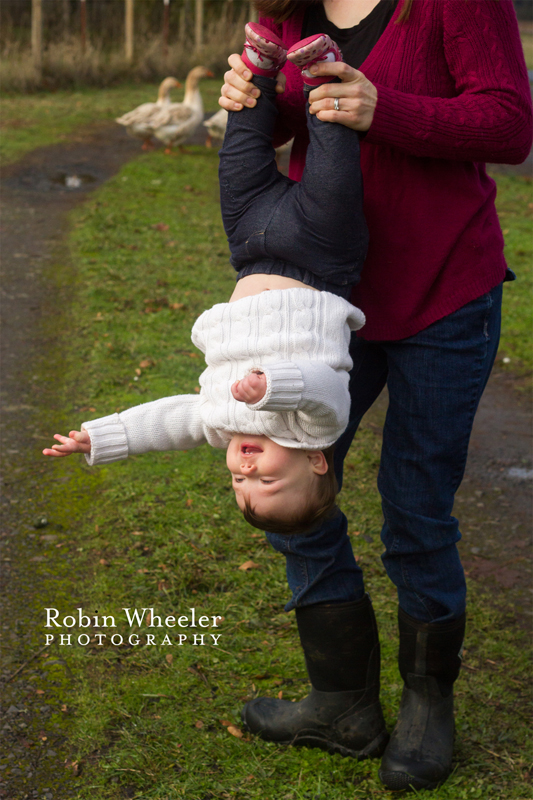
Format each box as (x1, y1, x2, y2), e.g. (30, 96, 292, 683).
(260, 0, 532, 340)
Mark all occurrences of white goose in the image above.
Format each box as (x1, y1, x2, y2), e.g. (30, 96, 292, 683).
(115, 77, 181, 150)
(203, 107, 228, 148)
(154, 66, 214, 153)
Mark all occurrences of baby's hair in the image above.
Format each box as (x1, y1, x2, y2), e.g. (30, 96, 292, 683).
(242, 445, 338, 535)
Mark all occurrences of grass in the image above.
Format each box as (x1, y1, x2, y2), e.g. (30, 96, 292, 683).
(0, 79, 223, 166)
(490, 171, 533, 379)
(24, 123, 531, 797)
(519, 27, 533, 69)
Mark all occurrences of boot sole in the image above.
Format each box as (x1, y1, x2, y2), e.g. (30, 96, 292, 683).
(241, 717, 389, 760)
(378, 768, 448, 792)
(289, 727, 389, 760)
(293, 727, 389, 760)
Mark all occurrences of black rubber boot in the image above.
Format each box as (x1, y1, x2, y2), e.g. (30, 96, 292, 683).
(241, 594, 389, 759)
(379, 608, 466, 792)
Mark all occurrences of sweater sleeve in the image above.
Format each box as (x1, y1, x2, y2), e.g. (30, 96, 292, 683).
(246, 360, 350, 434)
(366, 0, 532, 164)
(82, 395, 206, 466)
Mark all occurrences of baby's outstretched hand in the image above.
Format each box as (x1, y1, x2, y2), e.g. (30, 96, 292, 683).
(231, 371, 267, 404)
(43, 430, 91, 458)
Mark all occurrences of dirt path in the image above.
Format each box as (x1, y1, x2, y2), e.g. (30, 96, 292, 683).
(0, 126, 531, 799)
(0, 125, 142, 800)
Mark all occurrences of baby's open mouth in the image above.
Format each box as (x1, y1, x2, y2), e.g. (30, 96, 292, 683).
(241, 443, 263, 455)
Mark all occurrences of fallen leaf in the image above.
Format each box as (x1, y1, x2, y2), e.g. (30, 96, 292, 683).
(220, 719, 231, 727)
(135, 368, 142, 376)
(99, 558, 109, 566)
(186, 499, 193, 507)
(166, 654, 173, 665)
(277, 690, 283, 699)
(227, 725, 244, 739)
(131, 531, 143, 536)
(35, 689, 45, 695)
(195, 720, 204, 729)
(170, 302, 185, 311)
(61, 704, 68, 712)
(239, 560, 260, 571)
(153, 223, 169, 231)
(139, 359, 154, 369)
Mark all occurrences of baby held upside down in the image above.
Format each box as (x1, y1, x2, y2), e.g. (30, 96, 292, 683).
(43, 272, 365, 535)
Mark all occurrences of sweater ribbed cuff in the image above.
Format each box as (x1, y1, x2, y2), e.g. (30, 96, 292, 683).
(246, 362, 304, 412)
(82, 413, 129, 466)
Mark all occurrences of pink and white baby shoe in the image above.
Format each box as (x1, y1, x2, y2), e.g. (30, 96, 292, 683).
(242, 22, 288, 77)
(287, 33, 343, 86)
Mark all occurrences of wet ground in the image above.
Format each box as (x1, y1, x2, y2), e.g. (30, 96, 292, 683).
(0, 124, 531, 798)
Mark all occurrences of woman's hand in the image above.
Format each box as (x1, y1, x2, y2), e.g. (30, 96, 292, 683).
(308, 61, 377, 132)
(43, 430, 91, 458)
(219, 54, 286, 111)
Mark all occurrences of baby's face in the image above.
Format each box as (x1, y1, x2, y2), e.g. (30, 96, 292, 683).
(226, 434, 325, 520)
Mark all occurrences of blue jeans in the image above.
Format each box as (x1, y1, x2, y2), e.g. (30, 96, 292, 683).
(267, 284, 503, 623)
(219, 76, 368, 299)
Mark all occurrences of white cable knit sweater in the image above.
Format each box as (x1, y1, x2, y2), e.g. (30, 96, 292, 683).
(82, 289, 365, 465)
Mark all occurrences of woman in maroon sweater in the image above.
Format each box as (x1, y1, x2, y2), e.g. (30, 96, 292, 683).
(220, 0, 532, 792)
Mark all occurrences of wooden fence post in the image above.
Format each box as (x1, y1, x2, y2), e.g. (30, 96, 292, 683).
(162, 0, 170, 57)
(62, 0, 70, 34)
(125, 0, 134, 63)
(195, 0, 204, 51)
(80, 0, 87, 54)
(31, 0, 43, 77)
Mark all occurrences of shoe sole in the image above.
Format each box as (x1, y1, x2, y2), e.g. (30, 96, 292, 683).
(242, 722, 389, 761)
(292, 727, 389, 760)
(378, 768, 449, 792)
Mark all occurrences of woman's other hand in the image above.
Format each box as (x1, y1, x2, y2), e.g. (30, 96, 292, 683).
(308, 61, 377, 132)
(43, 430, 91, 458)
(219, 54, 286, 111)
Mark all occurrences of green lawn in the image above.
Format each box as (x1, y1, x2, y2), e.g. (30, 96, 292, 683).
(490, 171, 533, 379)
(27, 135, 531, 798)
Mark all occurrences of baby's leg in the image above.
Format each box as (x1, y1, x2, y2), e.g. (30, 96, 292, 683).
(219, 76, 293, 267)
(265, 36, 369, 292)
(219, 25, 294, 268)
